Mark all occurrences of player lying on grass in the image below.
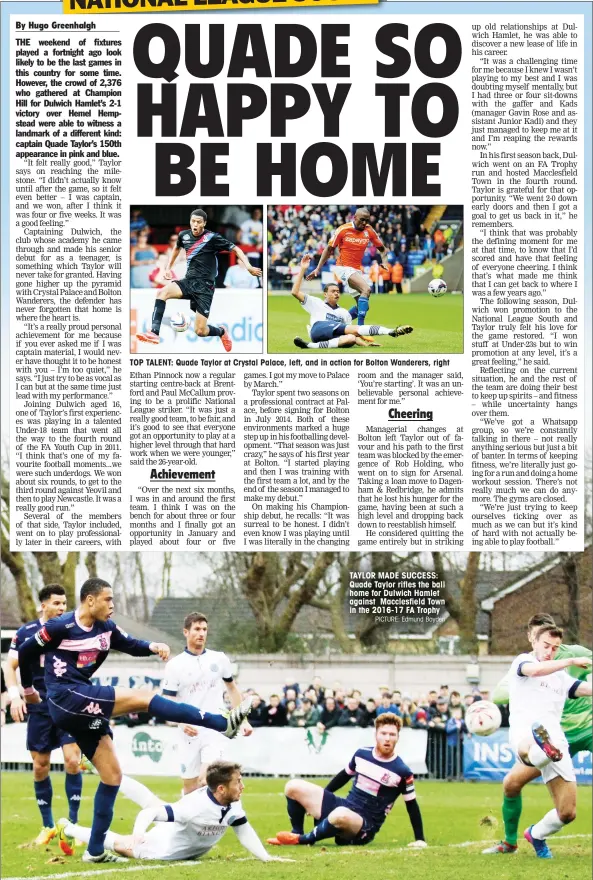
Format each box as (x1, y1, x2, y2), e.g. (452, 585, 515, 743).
(503, 624, 591, 859)
(305, 207, 390, 326)
(268, 713, 426, 848)
(6, 584, 84, 847)
(291, 255, 412, 350)
(18, 578, 252, 864)
(484, 612, 592, 856)
(57, 761, 291, 864)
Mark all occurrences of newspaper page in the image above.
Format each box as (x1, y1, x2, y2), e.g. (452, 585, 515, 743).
(1, 0, 592, 873)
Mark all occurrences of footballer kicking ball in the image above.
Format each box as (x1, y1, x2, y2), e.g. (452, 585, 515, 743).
(171, 312, 189, 332)
(428, 278, 447, 297)
(465, 701, 502, 736)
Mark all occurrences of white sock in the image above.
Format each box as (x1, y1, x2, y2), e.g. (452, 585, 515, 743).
(64, 822, 116, 849)
(308, 338, 341, 349)
(119, 775, 162, 809)
(527, 743, 552, 769)
(531, 809, 565, 839)
(357, 325, 392, 335)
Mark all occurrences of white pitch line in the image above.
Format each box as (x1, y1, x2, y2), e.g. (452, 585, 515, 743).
(6, 834, 592, 879)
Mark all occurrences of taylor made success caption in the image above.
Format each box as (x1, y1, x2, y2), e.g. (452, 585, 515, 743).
(349, 570, 446, 625)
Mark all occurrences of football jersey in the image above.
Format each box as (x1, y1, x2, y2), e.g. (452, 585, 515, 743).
(508, 652, 581, 734)
(176, 229, 235, 285)
(300, 294, 352, 327)
(162, 648, 233, 714)
(329, 223, 383, 270)
(139, 788, 246, 860)
(17, 611, 152, 693)
(9, 619, 47, 709)
(343, 747, 416, 828)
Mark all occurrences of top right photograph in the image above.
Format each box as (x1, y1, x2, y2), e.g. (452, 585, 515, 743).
(267, 205, 464, 355)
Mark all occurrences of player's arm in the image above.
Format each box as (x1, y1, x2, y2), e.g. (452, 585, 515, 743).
(132, 804, 172, 836)
(570, 679, 592, 698)
(18, 617, 66, 699)
(518, 656, 591, 678)
(399, 772, 426, 847)
(109, 622, 170, 661)
(326, 751, 358, 792)
(5, 638, 27, 722)
(306, 243, 334, 280)
(233, 245, 262, 277)
(291, 255, 312, 302)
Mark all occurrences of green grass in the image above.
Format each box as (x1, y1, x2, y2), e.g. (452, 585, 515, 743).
(266, 293, 464, 355)
(1, 774, 591, 879)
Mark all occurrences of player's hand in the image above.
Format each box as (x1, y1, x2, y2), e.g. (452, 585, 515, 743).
(305, 269, 319, 281)
(248, 266, 263, 277)
(10, 696, 27, 723)
(181, 725, 199, 737)
(408, 840, 428, 849)
(163, 268, 172, 280)
(150, 642, 171, 661)
(24, 690, 41, 705)
(300, 254, 312, 268)
(571, 657, 592, 668)
(241, 720, 254, 737)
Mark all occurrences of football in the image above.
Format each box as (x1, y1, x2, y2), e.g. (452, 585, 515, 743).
(171, 312, 189, 332)
(428, 278, 447, 297)
(465, 700, 502, 737)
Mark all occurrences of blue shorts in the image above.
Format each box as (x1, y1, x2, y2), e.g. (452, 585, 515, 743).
(320, 790, 378, 846)
(310, 321, 348, 343)
(26, 704, 77, 754)
(47, 684, 116, 760)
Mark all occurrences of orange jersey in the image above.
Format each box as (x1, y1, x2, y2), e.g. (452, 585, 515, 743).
(329, 223, 383, 270)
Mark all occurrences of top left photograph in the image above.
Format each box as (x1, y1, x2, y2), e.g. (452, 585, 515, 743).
(130, 205, 264, 354)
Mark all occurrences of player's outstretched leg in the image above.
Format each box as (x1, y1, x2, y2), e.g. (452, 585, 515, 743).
(136, 282, 182, 344)
(145, 693, 252, 739)
(482, 764, 540, 855)
(524, 776, 577, 860)
(192, 312, 232, 352)
(531, 723, 563, 762)
(57, 819, 128, 863)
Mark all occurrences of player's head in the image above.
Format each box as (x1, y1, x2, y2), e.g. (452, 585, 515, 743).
(206, 761, 244, 804)
(38, 584, 67, 620)
(183, 612, 208, 652)
(323, 283, 341, 306)
(79, 578, 114, 621)
(353, 208, 371, 230)
(532, 624, 563, 661)
(374, 712, 401, 756)
(190, 208, 207, 236)
(526, 613, 555, 645)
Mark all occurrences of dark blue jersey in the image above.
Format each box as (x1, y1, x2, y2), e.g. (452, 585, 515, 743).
(18, 611, 152, 694)
(176, 229, 235, 285)
(343, 747, 416, 828)
(9, 619, 47, 708)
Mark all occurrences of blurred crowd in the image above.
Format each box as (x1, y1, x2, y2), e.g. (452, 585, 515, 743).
(268, 205, 460, 291)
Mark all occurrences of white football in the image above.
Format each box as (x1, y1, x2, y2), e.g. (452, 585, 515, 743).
(428, 278, 447, 297)
(465, 700, 502, 737)
(171, 312, 189, 332)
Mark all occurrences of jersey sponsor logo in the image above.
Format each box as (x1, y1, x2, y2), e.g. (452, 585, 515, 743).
(82, 701, 103, 715)
(65, 622, 75, 628)
(53, 657, 68, 678)
(77, 650, 99, 669)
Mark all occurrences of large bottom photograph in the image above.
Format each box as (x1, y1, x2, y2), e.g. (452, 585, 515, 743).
(0, 549, 591, 879)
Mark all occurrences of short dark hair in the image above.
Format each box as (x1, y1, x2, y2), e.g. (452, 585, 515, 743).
(80, 578, 111, 602)
(190, 208, 207, 221)
(183, 612, 208, 631)
(527, 613, 555, 630)
(206, 760, 241, 791)
(39, 584, 66, 604)
(534, 624, 563, 641)
(324, 284, 340, 294)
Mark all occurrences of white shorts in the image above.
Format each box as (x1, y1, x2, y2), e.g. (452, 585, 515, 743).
(334, 265, 363, 294)
(177, 728, 226, 779)
(510, 726, 576, 784)
(132, 826, 213, 861)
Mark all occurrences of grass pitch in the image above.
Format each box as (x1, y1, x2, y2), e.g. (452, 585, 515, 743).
(266, 292, 463, 355)
(1, 773, 590, 880)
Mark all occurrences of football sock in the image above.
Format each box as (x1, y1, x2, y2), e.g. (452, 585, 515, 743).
(357, 325, 392, 336)
(119, 775, 162, 810)
(65, 822, 116, 850)
(502, 792, 522, 846)
(305, 339, 341, 349)
(349, 305, 359, 319)
(286, 797, 306, 835)
(88, 782, 119, 856)
(65, 772, 83, 823)
(151, 299, 166, 334)
(527, 744, 552, 769)
(356, 296, 369, 325)
(299, 817, 338, 845)
(34, 777, 54, 828)
(207, 325, 224, 337)
(531, 809, 565, 839)
(148, 694, 227, 732)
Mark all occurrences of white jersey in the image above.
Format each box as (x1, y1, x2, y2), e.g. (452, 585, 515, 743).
(162, 648, 233, 714)
(301, 294, 352, 327)
(508, 652, 578, 736)
(133, 788, 246, 861)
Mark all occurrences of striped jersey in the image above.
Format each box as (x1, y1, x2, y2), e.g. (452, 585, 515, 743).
(176, 229, 235, 284)
(343, 747, 416, 828)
